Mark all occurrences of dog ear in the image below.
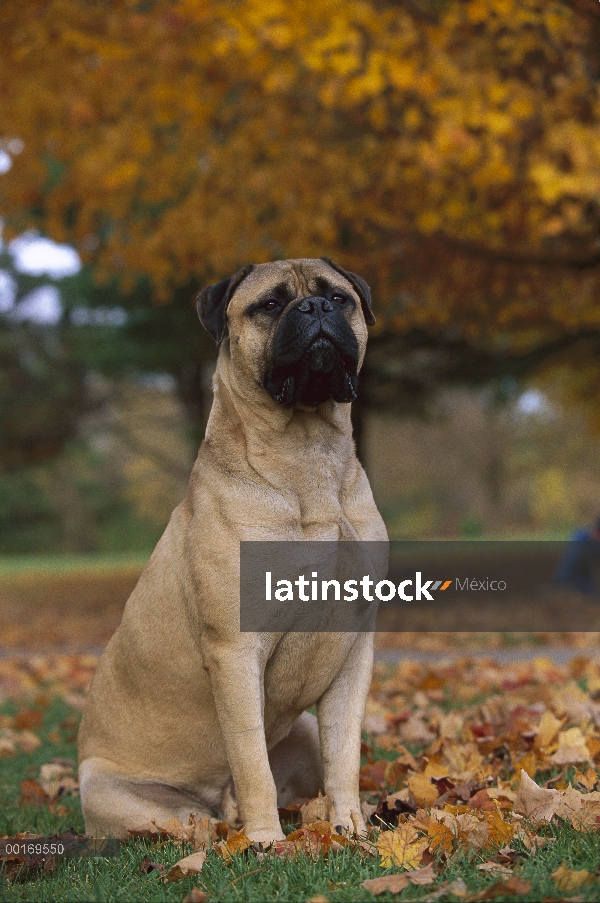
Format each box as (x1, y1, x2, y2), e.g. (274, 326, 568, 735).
(320, 257, 376, 326)
(196, 264, 254, 344)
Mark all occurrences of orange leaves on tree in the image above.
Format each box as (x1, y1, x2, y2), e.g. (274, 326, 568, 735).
(0, 0, 599, 344)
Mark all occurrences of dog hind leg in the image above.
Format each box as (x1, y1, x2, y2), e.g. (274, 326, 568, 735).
(79, 758, 215, 839)
(268, 711, 324, 807)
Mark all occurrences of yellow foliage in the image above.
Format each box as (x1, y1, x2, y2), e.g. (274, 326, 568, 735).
(0, 0, 598, 341)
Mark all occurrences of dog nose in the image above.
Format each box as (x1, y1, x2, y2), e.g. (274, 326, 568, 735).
(297, 296, 334, 314)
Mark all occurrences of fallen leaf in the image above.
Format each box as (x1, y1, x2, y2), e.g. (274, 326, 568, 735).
(468, 789, 496, 811)
(534, 710, 563, 750)
(139, 855, 166, 876)
(361, 863, 436, 895)
(214, 829, 252, 861)
(361, 873, 410, 895)
(19, 779, 51, 807)
(513, 769, 560, 823)
(399, 716, 436, 745)
(376, 823, 429, 870)
(477, 861, 514, 877)
(181, 889, 210, 903)
(409, 863, 437, 885)
(408, 773, 439, 807)
(421, 877, 468, 901)
(301, 793, 335, 826)
(0, 736, 16, 757)
(551, 861, 593, 893)
(166, 851, 207, 882)
(286, 821, 348, 859)
(551, 727, 591, 765)
(469, 876, 532, 900)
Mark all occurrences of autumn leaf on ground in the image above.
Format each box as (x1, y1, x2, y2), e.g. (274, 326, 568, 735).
(361, 863, 435, 895)
(19, 779, 52, 808)
(213, 829, 252, 862)
(420, 877, 468, 901)
(551, 861, 594, 893)
(285, 821, 349, 859)
(376, 823, 429, 870)
(513, 769, 561, 823)
(550, 727, 591, 765)
(139, 856, 166, 877)
(469, 876, 533, 900)
(166, 850, 207, 882)
(181, 889, 210, 903)
(533, 710, 564, 751)
(300, 793, 335, 825)
(412, 810, 455, 856)
(408, 773, 439, 807)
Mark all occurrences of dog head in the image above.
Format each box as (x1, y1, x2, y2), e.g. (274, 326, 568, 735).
(196, 258, 375, 408)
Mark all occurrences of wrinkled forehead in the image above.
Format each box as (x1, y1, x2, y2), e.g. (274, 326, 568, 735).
(229, 259, 356, 309)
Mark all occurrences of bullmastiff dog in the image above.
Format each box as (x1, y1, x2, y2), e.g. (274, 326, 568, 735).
(78, 257, 388, 844)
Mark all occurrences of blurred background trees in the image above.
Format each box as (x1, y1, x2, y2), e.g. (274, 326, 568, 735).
(1, 0, 600, 552)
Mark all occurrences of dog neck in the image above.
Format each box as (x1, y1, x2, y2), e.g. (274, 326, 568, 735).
(205, 348, 356, 456)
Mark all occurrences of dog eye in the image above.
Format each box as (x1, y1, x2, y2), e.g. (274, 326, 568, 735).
(261, 299, 280, 311)
(332, 293, 347, 304)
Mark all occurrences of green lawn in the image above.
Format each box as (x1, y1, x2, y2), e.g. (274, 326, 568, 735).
(2, 693, 600, 902)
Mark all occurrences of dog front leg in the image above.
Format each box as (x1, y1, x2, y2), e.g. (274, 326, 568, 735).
(317, 631, 374, 834)
(203, 645, 285, 844)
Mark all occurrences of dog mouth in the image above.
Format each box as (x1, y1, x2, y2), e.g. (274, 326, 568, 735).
(263, 308, 360, 408)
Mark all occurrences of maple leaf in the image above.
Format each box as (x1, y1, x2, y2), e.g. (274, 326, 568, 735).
(376, 823, 429, 870)
(213, 829, 252, 862)
(408, 773, 440, 807)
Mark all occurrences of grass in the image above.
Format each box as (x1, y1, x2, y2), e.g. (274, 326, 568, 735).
(0, 553, 150, 578)
(3, 697, 600, 902)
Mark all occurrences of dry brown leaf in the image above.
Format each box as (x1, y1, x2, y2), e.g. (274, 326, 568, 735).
(19, 779, 51, 807)
(552, 861, 594, 893)
(301, 793, 335, 826)
(0, 736, 16, 757)
(469, 876, 532, 900)
(181, 889, 210, 903)
(399, 716, 436, 745)
(361, 873, 410, 895)
(468, 789, 496, 811)
(139, 856, 166, 876)
(513, 769, 560, 823)
(166, 851, 207, 882)
(421, 877, 468, 901)
(408, 863, 436, 885)
(476, 861, 513, 877)
(361, 863, 435, 895)
(156, 817, 195, 843)
(191, 815, 217, 851)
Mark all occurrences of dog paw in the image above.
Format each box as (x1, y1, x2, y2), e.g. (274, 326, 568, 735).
(245, 826, 286, 845)
(333, 807, 366, 836)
